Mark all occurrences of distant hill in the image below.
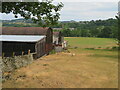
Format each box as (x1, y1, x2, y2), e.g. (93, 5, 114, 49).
(2, 18, 33, 23)
(2, 18, 39, 27)
(2, 18, 117, 27)
(2, 18, 77, 24)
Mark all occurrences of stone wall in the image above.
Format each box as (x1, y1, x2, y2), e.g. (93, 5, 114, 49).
(0, 57, 2, 89)
(55, 46, 63, 52)
(2, 54, 33, 73)
(1, 54, 34, 82)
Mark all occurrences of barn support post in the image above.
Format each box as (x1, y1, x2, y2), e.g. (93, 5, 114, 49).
(28, 50, 31, 55)
(2, 53, 5, 58)
(22, 51, 24, 56)
(12, 52, 15, 57)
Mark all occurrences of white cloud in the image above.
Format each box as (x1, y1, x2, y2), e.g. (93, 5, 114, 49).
(59, 2, 118, 21)
(60, 11, 117, 21)
(53, 0, 119, 2)
(0, 13, 21, 20)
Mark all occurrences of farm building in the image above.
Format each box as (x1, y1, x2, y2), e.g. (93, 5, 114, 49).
(53, 31, 64, 52)
(0, 35, 46, 59)
(2, 27, 53, 54)
(53, 31, 64, 45)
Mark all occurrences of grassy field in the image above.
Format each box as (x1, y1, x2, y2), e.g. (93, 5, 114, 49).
(65, 37, 117, 48)
(2, 37, 118, 88)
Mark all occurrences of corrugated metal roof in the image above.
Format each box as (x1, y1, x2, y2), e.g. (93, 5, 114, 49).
(2, 27, 51, 35)
(0, 35, 46, 42)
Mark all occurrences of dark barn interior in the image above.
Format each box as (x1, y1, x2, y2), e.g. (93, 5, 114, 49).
(2, 41, 35, 57)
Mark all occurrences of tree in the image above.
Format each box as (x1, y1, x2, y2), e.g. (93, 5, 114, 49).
(115, 15, 120, 44)
(80, 29, 90, 37)
(61, 29, 71, 37)
(1, 0, 64, 27)
(111, 26, 118, 38)
(99, 27, 112, 38)
(90, 28, 100, 37)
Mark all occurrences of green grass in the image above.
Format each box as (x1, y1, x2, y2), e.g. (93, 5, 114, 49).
(65, 37, 116, 48)
(65, 37, 118, 60)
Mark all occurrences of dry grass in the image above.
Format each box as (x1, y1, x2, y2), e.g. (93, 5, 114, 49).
(2, 37, 118, 88)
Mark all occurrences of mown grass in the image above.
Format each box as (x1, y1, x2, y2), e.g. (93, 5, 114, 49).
(65, 37, 117, 48)
(65, 37, 118, 60)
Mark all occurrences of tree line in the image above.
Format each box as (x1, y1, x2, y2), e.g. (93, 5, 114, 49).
(60, 18, 118, 39)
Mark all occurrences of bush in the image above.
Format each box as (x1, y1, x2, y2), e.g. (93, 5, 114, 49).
(112, 46, 118, 50)
(49, 50, 56, 54)
(74, 46, 78, 49)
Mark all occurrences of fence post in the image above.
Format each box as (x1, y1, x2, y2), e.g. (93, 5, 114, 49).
(2, 52, 5, 58)
(22, 51, 24, 55)
(28, 50, 30, 55)
(12, 52, 15, 57)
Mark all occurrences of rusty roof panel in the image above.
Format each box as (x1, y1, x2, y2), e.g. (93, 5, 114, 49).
(2, 27, 50, 35)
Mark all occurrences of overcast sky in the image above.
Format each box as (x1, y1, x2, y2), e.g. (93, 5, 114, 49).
(0, 1, 118, 21)
(52, 0, 119, 2)
(60, 2, 118, 21)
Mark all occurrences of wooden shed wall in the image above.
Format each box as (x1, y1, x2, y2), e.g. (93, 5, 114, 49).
(34, 38, 46, 59)
(45, 28, 53, 54)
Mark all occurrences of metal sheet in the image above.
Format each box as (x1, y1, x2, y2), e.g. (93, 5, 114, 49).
(0, 35, 46, 42)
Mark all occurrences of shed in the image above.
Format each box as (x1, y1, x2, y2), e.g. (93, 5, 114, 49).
(2, 27, 53, 54)
(0, 35, 46, 59)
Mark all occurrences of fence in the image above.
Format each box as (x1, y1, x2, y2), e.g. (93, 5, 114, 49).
(2, 49, 32, 57)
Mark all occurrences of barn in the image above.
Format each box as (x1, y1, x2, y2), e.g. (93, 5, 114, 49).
(0, 35, 46, 59)
(2, 27, 53, 54)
